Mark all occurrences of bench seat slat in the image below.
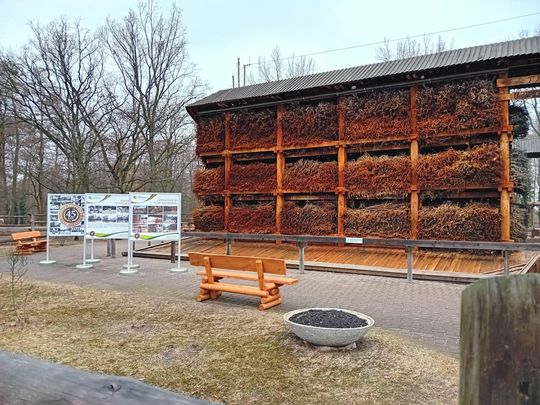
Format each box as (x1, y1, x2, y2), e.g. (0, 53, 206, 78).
(200, 283, 269, 297)
(196, 270, 298, 285)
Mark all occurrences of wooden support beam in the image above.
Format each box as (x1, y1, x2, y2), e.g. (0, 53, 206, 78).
(276, 105, 284, 237)
(224, 113, 232, 231)
(337, 97, 346, 238)
(410, 85, 419, 239)
(498, 74, 511, 242)
(500, 89, 540, 101)
(496, 74, 540, 88)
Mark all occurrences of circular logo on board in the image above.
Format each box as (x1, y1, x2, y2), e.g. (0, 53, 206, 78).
(59, 203, 84, 227)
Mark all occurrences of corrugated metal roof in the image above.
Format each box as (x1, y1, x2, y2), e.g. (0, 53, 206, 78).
(189, 36, 540, 109)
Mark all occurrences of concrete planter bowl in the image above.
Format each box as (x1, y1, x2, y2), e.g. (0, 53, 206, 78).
(284, 308, 374, 347)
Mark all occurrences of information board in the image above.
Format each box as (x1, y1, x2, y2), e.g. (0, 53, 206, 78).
(85, 194, 130, 239)
(47, 194, 85, 237)
(129, 193, 181, 241)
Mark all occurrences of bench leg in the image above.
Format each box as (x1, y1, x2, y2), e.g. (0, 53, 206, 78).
(197, 288, 211, 302)
(259, 296, 282, 310)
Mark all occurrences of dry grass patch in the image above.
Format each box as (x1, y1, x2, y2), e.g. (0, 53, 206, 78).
(0, 280, 458, 405)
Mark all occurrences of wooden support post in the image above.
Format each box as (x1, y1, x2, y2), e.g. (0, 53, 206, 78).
(224, 112, 232, 231)
(459, 274, 540, 404)
(409, 86, 419, 239)
(276, 105, 284, 239)
(337, 97, 346, 240)
(498, 74, 512, 242)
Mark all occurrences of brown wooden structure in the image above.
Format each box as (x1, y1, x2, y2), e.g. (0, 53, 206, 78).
(11, 230, 46, 255)
(189, 252, 298, 310)
(187, 37, 540, 242)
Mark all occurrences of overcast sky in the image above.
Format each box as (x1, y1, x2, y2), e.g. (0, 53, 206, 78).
(1, 0, 539, 95)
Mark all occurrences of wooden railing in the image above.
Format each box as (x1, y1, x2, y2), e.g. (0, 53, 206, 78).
(181, 232, 540, 280)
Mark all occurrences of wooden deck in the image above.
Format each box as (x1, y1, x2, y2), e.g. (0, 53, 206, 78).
(134, 238, 539, 279)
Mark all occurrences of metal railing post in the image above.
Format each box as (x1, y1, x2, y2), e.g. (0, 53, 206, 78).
(503, 250, 510, 277)
(406, 246, 414, 282)
(297, 241, 306, 274)
(226, 237, 232, 255)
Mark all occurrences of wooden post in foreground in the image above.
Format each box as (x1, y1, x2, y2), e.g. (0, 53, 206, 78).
(0, 351, 207, 404)
(459, 274, 540, 404)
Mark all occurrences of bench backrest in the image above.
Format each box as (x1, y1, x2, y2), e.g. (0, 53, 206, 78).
(11, 231, 42, 241)
(188, 252, 286, 275)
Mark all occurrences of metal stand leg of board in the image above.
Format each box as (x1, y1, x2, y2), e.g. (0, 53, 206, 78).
(297, 242, 306, 274)
(86, 238, 100, 263)
(226, 238, 232, 256)
(122, 241, 139, 270)
(406, 246, 413, 282)
(111, 239, 116, 259)
(170, 236, 187, 273)
(170, 241, 176, 263)
(503, 250, 510, 277)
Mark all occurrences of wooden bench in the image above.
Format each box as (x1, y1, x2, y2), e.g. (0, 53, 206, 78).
(11, 231, 47, 255)
(188, 252, 299, 310)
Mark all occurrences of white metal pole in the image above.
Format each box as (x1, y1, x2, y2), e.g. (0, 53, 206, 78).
(40, 193, 56, 265)
(121, 192, 138, 274)
(170, 193, 187, 273)
(76, 234, 93, 270)
(86, 237, 100, 264)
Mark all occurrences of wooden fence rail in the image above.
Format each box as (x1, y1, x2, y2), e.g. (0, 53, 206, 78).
(0, 351, 212, 405)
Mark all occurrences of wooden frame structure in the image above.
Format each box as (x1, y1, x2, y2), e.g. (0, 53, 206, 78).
(189, 37, 540, 242)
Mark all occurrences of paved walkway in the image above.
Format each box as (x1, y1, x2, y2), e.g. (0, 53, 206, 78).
(1, 241, 464, 357)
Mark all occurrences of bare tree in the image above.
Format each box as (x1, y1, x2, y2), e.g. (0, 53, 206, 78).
(0, 18, 107, 192)
(375, 35, 452, 62)
(248, 45, 315, 84)
(101, 0, 204, 192)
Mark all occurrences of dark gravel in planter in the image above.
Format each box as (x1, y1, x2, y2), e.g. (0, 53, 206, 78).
(289, 309, 368, 328)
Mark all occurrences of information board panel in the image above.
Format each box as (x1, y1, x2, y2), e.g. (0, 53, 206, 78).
(129, 193, 181, 241)
(47, 194, 85, 237)
(85, 194, 130, 239)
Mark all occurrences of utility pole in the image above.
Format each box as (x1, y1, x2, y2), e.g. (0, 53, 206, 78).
(232, 75, 235, 88)
(237, 58, 240, 88)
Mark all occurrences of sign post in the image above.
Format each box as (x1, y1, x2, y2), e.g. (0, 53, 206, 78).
(124, 192, 186, 274)
(84, 194, 131, 271)
(40, 194, 85, 265)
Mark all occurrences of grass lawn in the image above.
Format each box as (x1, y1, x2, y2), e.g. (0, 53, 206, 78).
(0, 279, 458, 404)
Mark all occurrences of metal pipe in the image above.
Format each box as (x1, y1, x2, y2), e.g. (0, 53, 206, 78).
(170, 241, 176, 263)
(406, 246, 414, 282)
(226, 238, 232, 255)
(298, 242, 306, 274)
(504, 250, 510, 277)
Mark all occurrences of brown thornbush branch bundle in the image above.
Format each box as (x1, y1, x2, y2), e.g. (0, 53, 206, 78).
(417, 143, 500, 189)
(283, 160, 337, 191)
(418, 202, 500, 241)
(346, 155, 411, 198)
(282, 202, 337, 235)
(193, 206, 224, 231)
(193, 167, 224, 195)
(196, 115, 225, 154)
(228, 204, 275, 234)
(229, 162, 276, 192)
(417, 79, 500, 137)
(230, 109, 276, 150)
(282, 102, 338, 146)
(344, 89, 410, 140)
(510, 205, 527, 242)
(345, 203, 410, 238)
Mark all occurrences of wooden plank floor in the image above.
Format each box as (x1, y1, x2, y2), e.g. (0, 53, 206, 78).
(140, 238, 536, 274)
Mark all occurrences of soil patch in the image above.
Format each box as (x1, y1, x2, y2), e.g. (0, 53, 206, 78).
(290, 309, 368, 328)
